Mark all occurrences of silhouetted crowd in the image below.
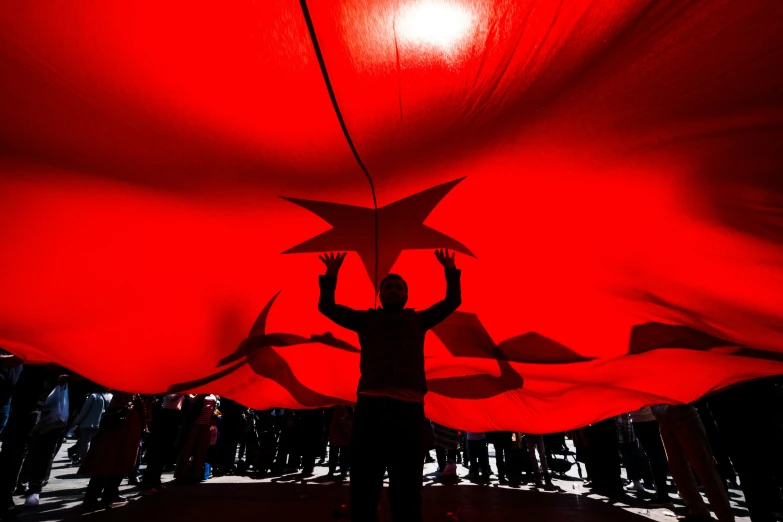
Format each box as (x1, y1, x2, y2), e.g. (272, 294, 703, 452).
(1, 351, 783, 522)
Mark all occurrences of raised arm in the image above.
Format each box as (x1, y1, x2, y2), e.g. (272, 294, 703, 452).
(317, 252, 364, 332)
(420, 249, 462, 330)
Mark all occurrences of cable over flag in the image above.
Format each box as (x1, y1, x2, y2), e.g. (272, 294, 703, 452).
(1, 0, 782, 432)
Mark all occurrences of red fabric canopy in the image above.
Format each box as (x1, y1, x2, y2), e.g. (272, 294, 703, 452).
(1, 0, 782, 432)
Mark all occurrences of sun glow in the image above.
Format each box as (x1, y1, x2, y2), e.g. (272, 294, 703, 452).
(397, 1, 475, 51)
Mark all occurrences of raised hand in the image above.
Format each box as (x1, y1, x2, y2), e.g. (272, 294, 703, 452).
(434, 248, 456, 270)
(319, 252, 347, 277)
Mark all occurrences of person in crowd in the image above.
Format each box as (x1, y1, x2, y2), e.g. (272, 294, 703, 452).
(653, 404, 735, 522)
(174, 394, 217, 483)
(0, 362, 66, 518)
(487, 431, 512, 485)
(297, 408, 324, 479)
(203, 402, 221, 480)
(318, 249, 461, 522)
(236, 408, 253, 470)
(431, 422, 459, 478)
(124, 395, 154, 486)
(21, 378, 71, 507)
(583, 418, 624, 497)
(141, 393, 184, 492)
(709, 379, 783, 522)
(506, 432, 532, 486)
(694, 398, 738, 491)
(328, 405, 353, 480)
(274, 409, 300, 474)
(525, 434, 556, 490)
(319, 410, 329, 466)
(466, 431, 491, 481)
(421, 418, 436, 464)
(213, 398, 244, 476)
(458, 431, 468, 466)
(0, 350, 22, 437)
(79, 392, 149, 506)
(248, 409, 278, 476)
(615, 413, 649, 494)
(630, 406, 675, 507)
(69, 387, 112, 465)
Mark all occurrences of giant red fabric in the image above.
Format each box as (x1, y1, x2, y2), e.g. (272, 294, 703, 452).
(1, 0, 782, 432)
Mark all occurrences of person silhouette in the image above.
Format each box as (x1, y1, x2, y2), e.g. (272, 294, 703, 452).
(318, 249, 461, 522)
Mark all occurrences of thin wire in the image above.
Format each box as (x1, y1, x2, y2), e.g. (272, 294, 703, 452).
(299, 0, 380, 307)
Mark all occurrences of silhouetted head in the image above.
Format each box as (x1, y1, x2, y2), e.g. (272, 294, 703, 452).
(379, 273, 408, 312)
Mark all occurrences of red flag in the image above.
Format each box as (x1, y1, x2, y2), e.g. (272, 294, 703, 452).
(1, 0, 782, 431)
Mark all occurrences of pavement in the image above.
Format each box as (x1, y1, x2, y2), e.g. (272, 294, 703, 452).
(5, 440, 752, 522)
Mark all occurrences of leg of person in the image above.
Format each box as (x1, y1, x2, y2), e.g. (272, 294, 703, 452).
(468, 440, 479, 475)
(505, 447, 518, 483)
(676, 417, 735, 522)
(619, 443, 640, 482)
(631, 441, 653, 486)
(301, 451, 316, 476)
(435, 446, 446, 471)
(494, 444, 505, 479)
(84, 477, 105, 504)
(340, 446, 350, 476)
(160, 410, 182, 472)
(480, 442, 491, 478)
(447, 449, 457, 463)
(696, 400, 736, 489)
(76, 428, 97, 463)
(387, 401, 424, 522)
(635, 440, 656, 488)
(142, 427, 164, 488)
(350, 397, 387, 522)
(174, 424, 198, 480)
(217, 426, 240, 474)
(0, 408, 40, 511)
(26, 427, 64, 499)
(190, 425, 212, 481)
(273, 433, 289, 473)
(526, 436, 541, 482)
(329, 444, 338, 476)
(320, 423, 329, 464)
(19, 430, 44, 495)
(68, 437, 80, 462)
(52, 428, 66, 463)
(659, 423, 710, 518)
(102, 476, 125, 502)
(131, 441, 142, 481)
(635, 420, 673, 501)
(238, 439, 246, 462)
(534, 436, 549, 476)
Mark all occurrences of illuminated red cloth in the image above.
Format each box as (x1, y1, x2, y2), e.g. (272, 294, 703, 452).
(1, 1, 782, 431)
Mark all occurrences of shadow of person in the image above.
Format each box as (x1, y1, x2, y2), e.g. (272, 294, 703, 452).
(27, 480, 685, 522)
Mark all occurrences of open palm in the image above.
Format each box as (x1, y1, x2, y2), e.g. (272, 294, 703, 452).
(434, 248, 456, 270)
(319, 252, 347, 277)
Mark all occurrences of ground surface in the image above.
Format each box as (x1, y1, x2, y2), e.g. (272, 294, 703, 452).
(6, 440, 752, 522)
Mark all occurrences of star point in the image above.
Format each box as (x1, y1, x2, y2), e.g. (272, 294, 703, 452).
(282, 178, 475, 289)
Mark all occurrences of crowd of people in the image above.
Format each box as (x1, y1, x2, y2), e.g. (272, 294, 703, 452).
(0, 353, 782, 522)
(1, 251, 782, 522)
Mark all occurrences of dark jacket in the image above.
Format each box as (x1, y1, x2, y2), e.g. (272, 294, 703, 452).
(318, 268, 461, 397)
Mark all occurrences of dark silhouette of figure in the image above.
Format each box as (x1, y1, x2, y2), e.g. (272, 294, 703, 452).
(318, 249, 461, 522)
